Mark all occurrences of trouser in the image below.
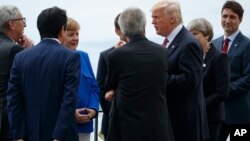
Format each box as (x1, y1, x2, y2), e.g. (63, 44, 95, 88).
(0, 95, 11, 141)
(205, 121, 222, 141)
(79, 133, 90, 141)
(100, 96, 112, 139)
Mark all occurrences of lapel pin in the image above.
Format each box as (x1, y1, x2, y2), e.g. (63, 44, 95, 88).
(203, 63, 206, 67)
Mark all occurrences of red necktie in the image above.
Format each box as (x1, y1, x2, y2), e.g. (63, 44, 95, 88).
(222, 38, 230, 53)
(162, 38, 169, 47)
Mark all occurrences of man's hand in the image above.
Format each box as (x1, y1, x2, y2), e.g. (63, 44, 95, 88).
(17, 35, 34, 48)
(105, 90, 115, 101)
(114, 40, 126, 48)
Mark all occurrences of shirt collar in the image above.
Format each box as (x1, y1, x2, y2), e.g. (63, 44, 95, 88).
(167, 24, 183, 45)
(224, 30, 239, 42)
(42, 38, 61, 44)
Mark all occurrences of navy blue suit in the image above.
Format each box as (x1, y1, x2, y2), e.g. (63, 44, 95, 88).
(213, 32, 250, 124)
(7, 39, 80, 141)
(213, 32, 250, 141)
(167, 26, 209, 141)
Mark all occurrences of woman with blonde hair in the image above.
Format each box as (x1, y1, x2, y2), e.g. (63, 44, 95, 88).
(63, 17, 99, 141)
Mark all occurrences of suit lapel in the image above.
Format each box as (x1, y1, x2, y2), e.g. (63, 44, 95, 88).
(168, 27, 186, 56)
(168, 42, 178, 56)
(203, 46, 215, 72)
(227, 32, 243, 58)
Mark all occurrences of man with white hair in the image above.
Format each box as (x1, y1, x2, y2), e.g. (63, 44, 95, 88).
(151, 0, 209, 141)
(0, 5, 33, 140)
(105, 6, 174, 141)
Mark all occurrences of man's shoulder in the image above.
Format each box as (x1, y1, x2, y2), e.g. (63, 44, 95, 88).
(0, 41, 22, 53)
(101, 47, 114, 54)
(239, 33, 250, 43)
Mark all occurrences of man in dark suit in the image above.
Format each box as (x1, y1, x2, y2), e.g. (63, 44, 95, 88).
(151, 1, 209, 141)
(0, 5, 33, 141)
(105, 7, 174, 141)
(7, 7, 80, 141)
(212, 1, 250, 141)
(97, 13, 126, 140)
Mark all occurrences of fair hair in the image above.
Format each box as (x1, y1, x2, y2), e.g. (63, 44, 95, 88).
(0, 5, 20, 32)
(66, 17, 80, 31)
(151, 0, 183, 24)
(118, 7, 146, 37)
(187, 18, 214, 41)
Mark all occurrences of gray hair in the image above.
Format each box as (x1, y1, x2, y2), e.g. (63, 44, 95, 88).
(151, 0, 183, 24)
(0, 5, 20, 32)
(187, 18, 214, 41)
(118, 7, 146, 37)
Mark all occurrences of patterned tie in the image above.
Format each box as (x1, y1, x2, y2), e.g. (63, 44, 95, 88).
(222, 38, 230, 53)
(162, 38, 169, 47)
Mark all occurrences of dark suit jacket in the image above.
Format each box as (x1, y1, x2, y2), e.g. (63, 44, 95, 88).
(0, 32, 23, 139)
(96, 47, 114, 115)
(213, 32, 250, 124)
(167, 26, 209, 141)
(203, 44, 229, 122)
(106, 35, 174, 141)
(7, 39, 80, 141)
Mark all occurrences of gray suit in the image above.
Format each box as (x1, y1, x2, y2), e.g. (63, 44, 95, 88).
(0, 32, 23, 140)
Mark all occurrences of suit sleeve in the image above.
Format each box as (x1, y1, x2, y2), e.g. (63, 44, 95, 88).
(230, 41, 250, 96)
(168, 42, 203, 91)
(106, 51, 120, 91)
(7, 55, 26, 139)
(97, 52, 108, 98)
(53, 52, 80, 140)
(205, 53, 230, 109)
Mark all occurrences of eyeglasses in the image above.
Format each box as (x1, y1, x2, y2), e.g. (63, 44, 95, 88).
(11, 17, 26, 23)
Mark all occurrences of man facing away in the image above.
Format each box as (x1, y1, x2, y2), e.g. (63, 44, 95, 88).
(151, 0, 209, 141)
(105, 7, 174, 141)
(212, 1, 250, 140)
(7, 6, 80, 141)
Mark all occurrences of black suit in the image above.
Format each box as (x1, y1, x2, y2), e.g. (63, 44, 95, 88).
(106, 35, 174, 141)
(96, 47, 114, 138)
(0, 32, 23, 140)
(213, 32, 250, 141)
(203, 44, 230, 141)
(166, 26, 209, 141)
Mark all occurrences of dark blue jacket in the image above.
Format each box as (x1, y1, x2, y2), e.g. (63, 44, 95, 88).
(7, 39, 80, 141)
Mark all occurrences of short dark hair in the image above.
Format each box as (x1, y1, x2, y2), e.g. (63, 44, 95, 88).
(37, 6, 67, 39)
(114, 13, 121, 30)
(222, 0, 244, 19)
